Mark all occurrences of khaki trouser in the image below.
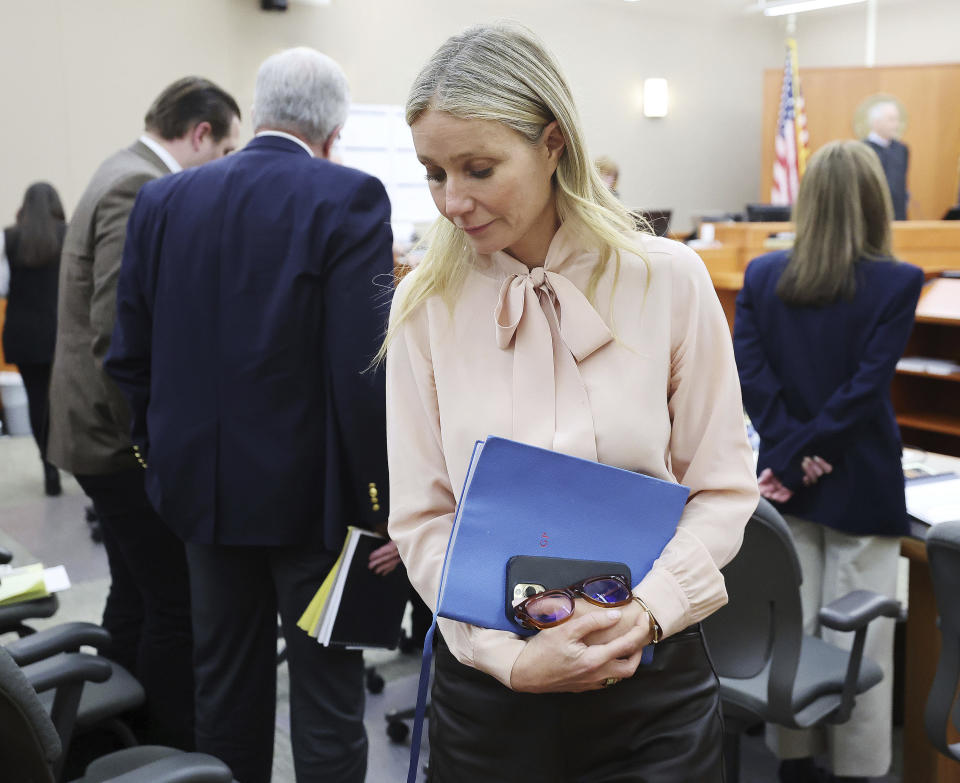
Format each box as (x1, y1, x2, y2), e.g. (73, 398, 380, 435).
(766, 515, 900, 778)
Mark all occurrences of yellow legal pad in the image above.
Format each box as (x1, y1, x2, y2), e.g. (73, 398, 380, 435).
(0, 563, 49, 606)
(297, 541, 348, 636)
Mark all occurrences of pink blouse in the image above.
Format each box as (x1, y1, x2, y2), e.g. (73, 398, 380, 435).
(386, 222, 759, 688)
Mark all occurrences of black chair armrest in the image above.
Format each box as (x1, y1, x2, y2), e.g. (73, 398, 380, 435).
(22, 651, 113, 693)
(6, 622, 112, 665)
(103, 753, 234, 783)
(0, 546, 13, 565)
(820, 590, 900, 723)
(819, 590, 900, 632)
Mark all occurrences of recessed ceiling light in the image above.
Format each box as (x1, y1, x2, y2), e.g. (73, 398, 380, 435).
(760, 0, 866, 16)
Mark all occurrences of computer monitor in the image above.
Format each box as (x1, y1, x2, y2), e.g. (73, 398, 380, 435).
(634, 209, 672, 237)
(942, 206, 960, 221)
(745, 203, 792, 222)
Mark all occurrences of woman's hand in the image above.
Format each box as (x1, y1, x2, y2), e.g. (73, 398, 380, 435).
(758, 467, 793, 502)
(509, 608, 651, 694)
(368, 540, 402, 575)
(579, 597, 649, 647)
(801, 455, 833, 487)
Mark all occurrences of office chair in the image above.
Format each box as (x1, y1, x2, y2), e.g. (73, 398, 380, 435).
(924, 520, 960, 762)
(0, 644, 232, 783)
(701, 498, 901, 782)
(0, 544, 60, 639)
(6, 622, 146, 750)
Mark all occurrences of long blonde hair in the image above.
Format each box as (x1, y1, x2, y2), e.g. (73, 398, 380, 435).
(378, 23, 648, 359)
(777, 140, 894, 307)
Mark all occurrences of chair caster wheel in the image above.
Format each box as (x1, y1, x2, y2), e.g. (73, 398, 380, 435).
(387, 720, 409, 743)
(366, 669, 385, 694)
(398, 632, 416, 654)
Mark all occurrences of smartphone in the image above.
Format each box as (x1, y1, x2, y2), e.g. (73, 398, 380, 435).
(505, 555, 631, 629)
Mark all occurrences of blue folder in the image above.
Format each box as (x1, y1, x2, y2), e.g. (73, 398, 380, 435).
(437, 436, 690, 633)
(405, 436, 690, 782)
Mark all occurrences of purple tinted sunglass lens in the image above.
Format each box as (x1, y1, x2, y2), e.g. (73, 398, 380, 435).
(525, 592, 574, 625)
(582, 578, 631, 604)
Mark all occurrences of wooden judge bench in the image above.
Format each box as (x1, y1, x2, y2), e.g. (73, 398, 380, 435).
(698, 219, 960, 783)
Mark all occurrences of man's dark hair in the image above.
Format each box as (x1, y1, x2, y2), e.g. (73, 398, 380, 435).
(144, 77, 241, 141)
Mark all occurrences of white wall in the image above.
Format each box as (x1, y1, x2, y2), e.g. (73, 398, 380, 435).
(787, 0, 960, 68)
(0, 0, 780, 235)
(0, 0, 956, 236)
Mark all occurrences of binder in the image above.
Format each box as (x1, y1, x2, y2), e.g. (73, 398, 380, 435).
(436, 436, 690, 635)
(298, 527, 408, 649)
(405, 436, 691, 783)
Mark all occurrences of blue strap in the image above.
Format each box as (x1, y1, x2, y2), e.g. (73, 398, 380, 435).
(406, 616, 438, 783)
(404, 444, 483, 782)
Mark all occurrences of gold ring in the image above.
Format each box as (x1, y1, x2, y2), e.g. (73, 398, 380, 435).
(602, 677, 620, 688)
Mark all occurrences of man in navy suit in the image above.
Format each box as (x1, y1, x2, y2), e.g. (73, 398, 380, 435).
(106, 48, 395, 783)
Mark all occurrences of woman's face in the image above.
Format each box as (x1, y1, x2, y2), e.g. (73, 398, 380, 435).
(411, 110, 565, 265)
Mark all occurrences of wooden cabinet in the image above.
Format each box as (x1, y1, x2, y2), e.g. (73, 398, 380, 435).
(893, 308, 960, 458)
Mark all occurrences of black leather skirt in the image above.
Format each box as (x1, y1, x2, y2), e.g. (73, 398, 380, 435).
(428, 625, 724, 783)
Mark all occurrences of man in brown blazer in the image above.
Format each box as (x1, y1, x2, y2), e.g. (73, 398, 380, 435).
(46, 77, 240, 749)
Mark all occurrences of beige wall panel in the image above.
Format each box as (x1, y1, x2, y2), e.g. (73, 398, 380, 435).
(761, 64, 960, 220)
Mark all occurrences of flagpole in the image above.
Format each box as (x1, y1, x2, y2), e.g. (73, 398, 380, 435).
(788, 37, 808, 177)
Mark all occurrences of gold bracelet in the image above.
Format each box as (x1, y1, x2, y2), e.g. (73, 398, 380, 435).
(632, 595, 662, 644)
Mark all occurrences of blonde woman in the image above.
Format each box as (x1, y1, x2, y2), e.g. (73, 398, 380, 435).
(734, 140, 924, 783)
(385, 23, 758, 781)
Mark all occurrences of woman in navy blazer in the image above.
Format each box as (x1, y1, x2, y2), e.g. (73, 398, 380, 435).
(734, 140, 924, 783)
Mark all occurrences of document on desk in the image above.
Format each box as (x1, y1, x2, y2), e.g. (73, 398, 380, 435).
(905, 473, 960, 525)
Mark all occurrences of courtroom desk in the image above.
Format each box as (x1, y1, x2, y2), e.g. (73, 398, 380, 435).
(712, 221, 792, 271)
(695, 246, 741, 333)
(893, 222, 960, 276)
(901, 449, 960, 783)
(708, 221, 960, 278)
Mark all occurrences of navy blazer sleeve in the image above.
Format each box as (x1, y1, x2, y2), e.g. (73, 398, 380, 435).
(734, 277, 805, 447)
(322, 174, 394, 528)
(105, 185, 163, 460)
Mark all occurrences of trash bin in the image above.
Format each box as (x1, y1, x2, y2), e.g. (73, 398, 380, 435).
(0, 371, 32, 436)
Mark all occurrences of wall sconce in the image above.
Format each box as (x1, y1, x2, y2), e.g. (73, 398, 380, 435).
(643, 78, 669, 118)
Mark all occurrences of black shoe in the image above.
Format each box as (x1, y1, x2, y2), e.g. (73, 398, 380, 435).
(779, 758, 830, 783)
(87, 520, 103, 544)
(43, 463, 62, 496)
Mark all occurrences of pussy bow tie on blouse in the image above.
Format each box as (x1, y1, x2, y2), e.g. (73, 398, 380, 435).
(492, 230, 612, 462)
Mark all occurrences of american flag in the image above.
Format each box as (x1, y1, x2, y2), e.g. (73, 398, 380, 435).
(771, 38, 809, 205)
